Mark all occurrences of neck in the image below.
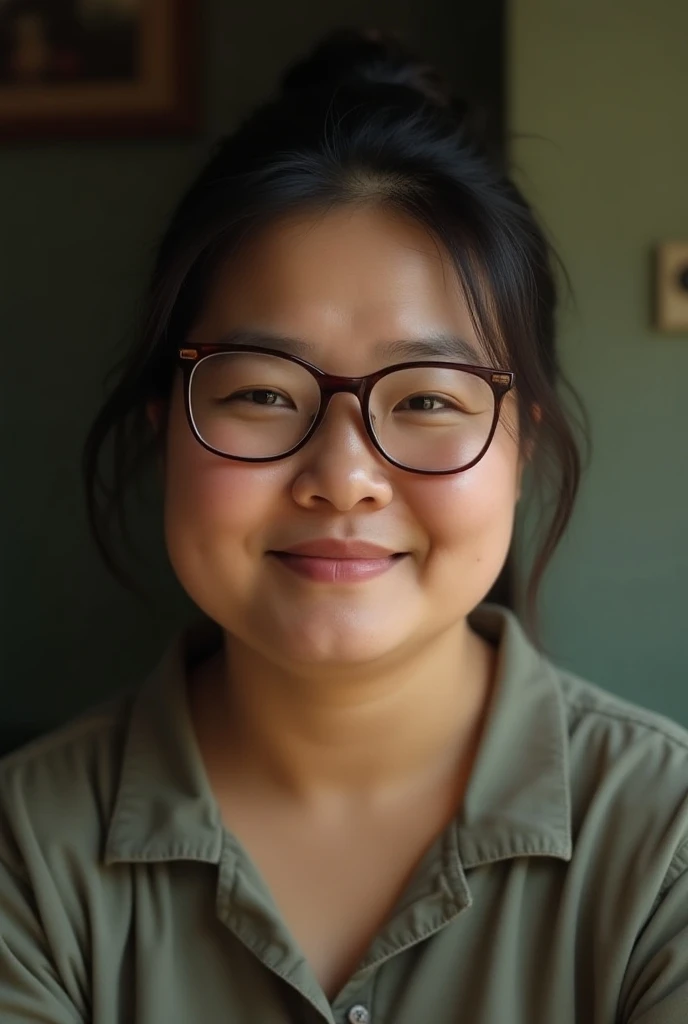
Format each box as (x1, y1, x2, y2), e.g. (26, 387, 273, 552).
(191, 619, 497, 804)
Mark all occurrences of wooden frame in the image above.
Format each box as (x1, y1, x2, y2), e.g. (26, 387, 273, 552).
(0, 0, 197, 141)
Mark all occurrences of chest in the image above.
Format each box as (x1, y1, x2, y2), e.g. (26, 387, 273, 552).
(93, 855, 623, 1024)
(220, 803, 451, 999)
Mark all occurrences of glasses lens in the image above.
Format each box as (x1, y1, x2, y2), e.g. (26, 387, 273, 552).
(189, 352, 321, 458)
(369, 367, 496, 471)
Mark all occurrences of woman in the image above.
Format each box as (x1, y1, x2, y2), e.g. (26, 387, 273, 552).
(1, 27, 686, 1024)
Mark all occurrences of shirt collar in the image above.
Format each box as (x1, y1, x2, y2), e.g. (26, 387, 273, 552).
(104, 605, 572, 867)
(458, 605, 572, 866)
(104, 620, 224, 865)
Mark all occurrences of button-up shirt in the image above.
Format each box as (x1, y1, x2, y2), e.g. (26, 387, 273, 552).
(1, 605, 687, 1022)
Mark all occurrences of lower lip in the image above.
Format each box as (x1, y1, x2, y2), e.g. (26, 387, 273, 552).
(270, 553, 405, 582)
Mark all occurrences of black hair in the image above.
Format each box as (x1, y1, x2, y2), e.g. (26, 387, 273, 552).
(83, 26, 588, 638)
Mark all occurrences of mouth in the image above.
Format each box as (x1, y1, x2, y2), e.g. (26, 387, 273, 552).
(267, 539, 408, 583)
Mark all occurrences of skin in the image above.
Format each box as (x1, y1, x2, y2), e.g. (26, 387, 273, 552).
(155, 204, 527, 995)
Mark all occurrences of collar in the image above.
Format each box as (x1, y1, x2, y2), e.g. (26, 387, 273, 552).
(104, 620, 224, 865)
(459, 605, 572, 865)
(104, 605, 572, 867)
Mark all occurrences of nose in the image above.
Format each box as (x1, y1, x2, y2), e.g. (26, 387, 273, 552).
(290, 393, 394, 512)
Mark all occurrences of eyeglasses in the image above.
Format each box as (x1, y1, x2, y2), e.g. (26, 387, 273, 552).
(178, 344, 515, 475)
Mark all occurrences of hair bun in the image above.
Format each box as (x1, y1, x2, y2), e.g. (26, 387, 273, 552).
(279, 27, 465, 116)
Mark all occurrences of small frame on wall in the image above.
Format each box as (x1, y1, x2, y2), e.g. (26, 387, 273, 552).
(655, 242, 688, 333)
(0, 0, 196, 140)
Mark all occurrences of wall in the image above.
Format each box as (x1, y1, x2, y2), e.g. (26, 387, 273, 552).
(509, 0, 688, 719)
(0, 0, 503, 736)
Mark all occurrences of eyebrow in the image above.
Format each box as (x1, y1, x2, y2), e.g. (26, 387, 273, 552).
(215, 328, 485, 365)
(377, 333, 484, 364)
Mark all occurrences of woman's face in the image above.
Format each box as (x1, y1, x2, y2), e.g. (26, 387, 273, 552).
(162, 205, 523, 670)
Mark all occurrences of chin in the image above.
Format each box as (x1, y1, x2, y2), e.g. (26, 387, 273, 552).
(252, 606, 414, 670)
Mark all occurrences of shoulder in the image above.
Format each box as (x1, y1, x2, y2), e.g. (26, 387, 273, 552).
(554, 665, 688, 890)
(558, 665, 688, 770)
(0, 690, 148, 1020)
(0, 689, 135, 862)
(549, 671, 688, 1017)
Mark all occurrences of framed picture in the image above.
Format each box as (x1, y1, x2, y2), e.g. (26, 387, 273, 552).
(0, 0, 196, 140)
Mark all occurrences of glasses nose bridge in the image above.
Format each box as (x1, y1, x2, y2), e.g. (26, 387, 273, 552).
(318, 373, 369, 409)
(312, 374, 373, 449)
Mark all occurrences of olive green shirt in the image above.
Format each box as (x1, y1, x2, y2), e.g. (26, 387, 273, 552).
(1, 605, 687, 1023)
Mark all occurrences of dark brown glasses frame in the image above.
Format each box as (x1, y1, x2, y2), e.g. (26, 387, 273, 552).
(178, 344, 515, 475)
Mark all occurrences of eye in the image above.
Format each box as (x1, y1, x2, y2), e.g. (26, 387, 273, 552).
(219, 389, 294, 407)
(397, 393, 458, 412)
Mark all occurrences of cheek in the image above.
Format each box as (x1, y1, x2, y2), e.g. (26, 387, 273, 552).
(404, 428, 520, 577)
(161, 384, 283, 583)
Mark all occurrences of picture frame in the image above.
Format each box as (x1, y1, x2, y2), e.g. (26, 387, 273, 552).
(0, 0, 197, 141)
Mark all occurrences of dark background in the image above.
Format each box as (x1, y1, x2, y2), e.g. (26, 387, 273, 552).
(0, 0, 139, 84)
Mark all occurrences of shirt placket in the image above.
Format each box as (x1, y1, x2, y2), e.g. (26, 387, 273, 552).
(329, 824, 473, 1024)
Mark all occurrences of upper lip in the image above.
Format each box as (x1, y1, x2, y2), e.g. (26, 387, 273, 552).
(273, 539, 400, 559)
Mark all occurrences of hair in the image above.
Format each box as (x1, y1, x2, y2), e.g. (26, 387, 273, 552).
(83, 26, 588, 639)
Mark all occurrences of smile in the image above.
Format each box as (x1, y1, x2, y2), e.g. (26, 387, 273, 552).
(268, 552, 407, 583)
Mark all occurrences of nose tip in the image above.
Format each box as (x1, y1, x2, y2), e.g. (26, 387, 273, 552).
(291, 393, 393, 511)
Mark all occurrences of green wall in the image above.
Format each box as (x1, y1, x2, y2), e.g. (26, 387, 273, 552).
(510, 1, 688, 719)
(0, 2, 502, 737)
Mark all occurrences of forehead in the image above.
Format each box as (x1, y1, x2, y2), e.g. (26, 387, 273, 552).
(192, 206, 489, 364)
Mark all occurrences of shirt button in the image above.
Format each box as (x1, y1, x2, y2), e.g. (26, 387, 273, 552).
(347, 1007, 370, 1024)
